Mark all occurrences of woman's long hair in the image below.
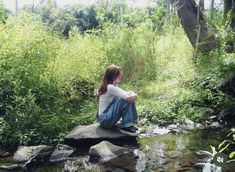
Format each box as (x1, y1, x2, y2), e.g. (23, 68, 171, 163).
(97, 64, 122, 96)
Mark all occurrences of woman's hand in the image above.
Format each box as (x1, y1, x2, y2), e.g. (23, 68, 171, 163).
(126, 91, 138, 103)
(126, 96, 135, 103)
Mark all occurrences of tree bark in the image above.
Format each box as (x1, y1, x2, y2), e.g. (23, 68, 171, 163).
(224, 0, 235, 28)
(175, 0, 218, 53)
(210, 0, 215, 20)
(166, 0, 171, 20)
(199, 0, 204, 13)
(232, 2, 235, 29)
(224, 0, 235, 52)
(224, 0, 233, 17)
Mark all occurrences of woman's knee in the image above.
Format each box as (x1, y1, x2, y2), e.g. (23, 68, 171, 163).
(119, 98, 132, 105)
(98, 116, 114, 129)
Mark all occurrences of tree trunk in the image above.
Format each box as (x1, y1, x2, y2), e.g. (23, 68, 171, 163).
(224, 0, 235, 52)
(231, 1, 235, 29)
(15, 0, 18, 15)
(210, 0, 215, 20)
(199, 0, 204, 13)
(224, 0, 233, 18)
(224, 0, 235, 28)
(166, 0, 170, 20)
(175, 0, 218, 53)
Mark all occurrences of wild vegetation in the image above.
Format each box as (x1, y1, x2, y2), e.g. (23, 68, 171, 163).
(0, 0, 234, 147)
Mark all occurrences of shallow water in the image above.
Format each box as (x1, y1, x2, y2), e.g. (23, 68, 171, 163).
(136, 128, 230, 172)
(1, 128, 234, 172)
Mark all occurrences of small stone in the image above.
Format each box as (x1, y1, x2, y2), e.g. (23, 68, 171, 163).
(185, 118, 194, 125)
(209, 115, 217, 121)
(114, 168, 125, 172)
(210, 122, 220, 128)
(50, 144, 75, 163)
(64, 158, 99, 172)
(0, 164, 22, 171)
(195, 150, 212, 160)
(167, 124, 178, 130)
(170, 129, 180, 134)
(192, 163, 214, 171)
(152, 126, 170, 135)
(144, 146, 150, 153)
(0, 148, 10, 158)
(184, 119, 195, 130)
(195, 123, 202, 128)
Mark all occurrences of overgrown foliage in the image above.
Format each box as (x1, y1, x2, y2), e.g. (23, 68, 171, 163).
(0, 0, 234, 146)
(0, 14, 98, 145)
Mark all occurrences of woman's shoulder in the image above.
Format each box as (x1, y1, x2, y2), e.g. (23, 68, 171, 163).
(107, 84, 124, 92)
(107, 84, 121, 91)
(107, 84, 115, 90)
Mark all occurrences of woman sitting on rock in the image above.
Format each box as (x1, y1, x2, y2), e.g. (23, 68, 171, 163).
(96, 64, 140, 136)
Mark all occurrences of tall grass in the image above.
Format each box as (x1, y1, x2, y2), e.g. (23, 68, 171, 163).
(0, 10, 234, 145)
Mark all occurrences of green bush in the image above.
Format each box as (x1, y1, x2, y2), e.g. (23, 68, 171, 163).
(0, 4, 234, 146)
(100, 22, 157, 82)
(0, 13, 98, 145)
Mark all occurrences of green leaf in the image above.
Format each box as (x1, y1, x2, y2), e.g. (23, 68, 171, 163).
(219, 143, 230, 153)
(229, 151, 235, 159)
(218, 140, 227, 149)
(227, 159, 235, 164)
(210, 145, 217, 156)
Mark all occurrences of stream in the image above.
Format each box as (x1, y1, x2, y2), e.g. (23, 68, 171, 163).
(1, 127, 233, 172)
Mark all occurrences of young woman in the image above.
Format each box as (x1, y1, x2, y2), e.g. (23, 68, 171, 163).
(97, 64, 139, 136)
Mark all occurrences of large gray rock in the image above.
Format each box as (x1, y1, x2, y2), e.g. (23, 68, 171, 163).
(89, 141, 132, 162)
(65, 123, 127, 140)
(13, 145, 53, 162)
(64, 123, 137, 147)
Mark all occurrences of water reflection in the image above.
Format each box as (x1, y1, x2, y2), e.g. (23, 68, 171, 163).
(1, 128, 233, 172)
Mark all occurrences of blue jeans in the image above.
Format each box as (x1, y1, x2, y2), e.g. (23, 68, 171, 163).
(97, 97, 138, 129)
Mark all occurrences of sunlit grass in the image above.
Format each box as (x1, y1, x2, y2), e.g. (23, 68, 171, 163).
(138, 28, 195, 99)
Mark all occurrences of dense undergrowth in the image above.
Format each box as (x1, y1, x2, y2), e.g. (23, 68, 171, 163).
(0, 6, 234, 146)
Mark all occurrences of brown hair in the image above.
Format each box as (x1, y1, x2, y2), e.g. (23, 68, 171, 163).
(97, 64, 122, 96)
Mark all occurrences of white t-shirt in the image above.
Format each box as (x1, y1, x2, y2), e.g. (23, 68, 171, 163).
(98, 84, 132, 115)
